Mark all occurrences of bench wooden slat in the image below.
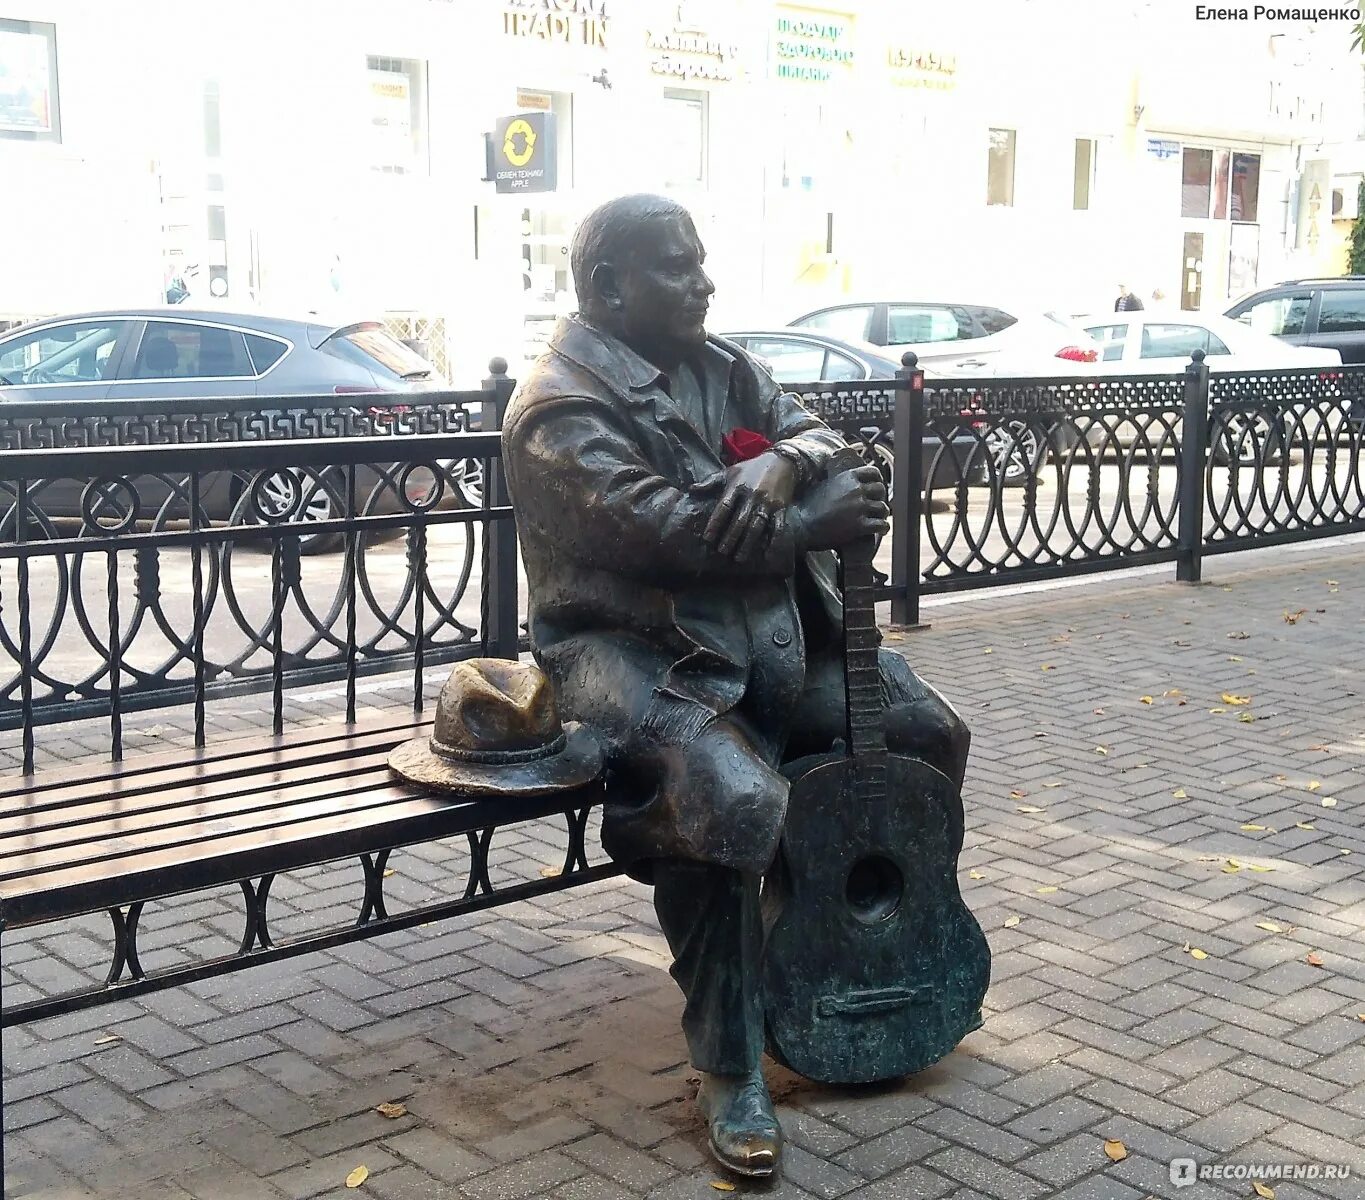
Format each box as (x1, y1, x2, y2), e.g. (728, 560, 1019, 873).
(0, 717, 427, 813)
(0, 725, 431, 837)
(0, 778, 602, 928)
(0, 762, 419, 874)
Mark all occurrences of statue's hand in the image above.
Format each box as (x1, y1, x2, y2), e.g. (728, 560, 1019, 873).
(702, 452, 798, 561)
(798, 464, 888, 550)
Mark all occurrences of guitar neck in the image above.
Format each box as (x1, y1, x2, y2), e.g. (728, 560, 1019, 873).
(840, 534, 888, 785)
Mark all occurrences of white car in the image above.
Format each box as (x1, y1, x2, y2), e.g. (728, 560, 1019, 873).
(788, 300, 1102, 376)
(1075, 311, 1345, 464)
(1076, 311, 1342, 374)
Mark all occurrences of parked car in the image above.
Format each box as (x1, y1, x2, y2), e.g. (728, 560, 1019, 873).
(1225, 277, 1365, 429)
(787, 299, 1102, 375)
(719, 329, 988, 493)
(0, 309, 481, 551)
(1224, 276, 1365, 362)
(1076, 311, 1345, 464)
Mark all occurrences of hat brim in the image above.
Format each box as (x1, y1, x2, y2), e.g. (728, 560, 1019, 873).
(387, 721, 604, 797)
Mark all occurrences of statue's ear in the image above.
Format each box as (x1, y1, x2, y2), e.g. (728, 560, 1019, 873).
(590, 262, 624, 312)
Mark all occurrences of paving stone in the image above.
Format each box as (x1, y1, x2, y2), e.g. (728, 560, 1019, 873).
(5, 542, 1365, 1199)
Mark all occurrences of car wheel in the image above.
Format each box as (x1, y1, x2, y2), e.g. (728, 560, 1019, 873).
(452, 458, 485, 506)
(1211, 410, 1284, 468)
(252, 468, 344, 555)
(985, 420, 1042, 486)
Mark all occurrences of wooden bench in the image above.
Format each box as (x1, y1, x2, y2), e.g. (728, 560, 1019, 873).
(0, 712, 618, 1193)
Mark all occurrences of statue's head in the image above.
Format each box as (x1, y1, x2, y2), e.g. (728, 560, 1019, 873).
(571, 193, 715, 369)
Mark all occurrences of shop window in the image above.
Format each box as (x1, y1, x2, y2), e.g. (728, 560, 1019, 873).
(987, 128, 1015, 206)
(1073, 139, 1097, 210)
(367, 55, 428, 175)
(1182, 148, 1212, 218)
(0, 18, 61, 143)
(1231, 153, 1259, 222)
(662, 89, 707, 190)
(1212, 150, 1230, 219)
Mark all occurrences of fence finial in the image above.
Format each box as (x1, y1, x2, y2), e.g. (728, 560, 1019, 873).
(488, 357, 509, 377)
(901, 351, 919, 371)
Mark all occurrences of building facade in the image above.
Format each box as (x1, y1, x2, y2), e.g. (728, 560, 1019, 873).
(3, 0, 1362, 371)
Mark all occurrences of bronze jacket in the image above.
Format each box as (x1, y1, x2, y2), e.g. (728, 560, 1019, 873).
(502, 317, 847, 864)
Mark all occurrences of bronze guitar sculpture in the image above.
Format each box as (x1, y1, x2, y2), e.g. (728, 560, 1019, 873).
(763, 451, 990, 1085)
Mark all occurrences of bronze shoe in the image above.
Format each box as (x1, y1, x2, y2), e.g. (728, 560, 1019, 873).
(697, 1066, 783, 1178)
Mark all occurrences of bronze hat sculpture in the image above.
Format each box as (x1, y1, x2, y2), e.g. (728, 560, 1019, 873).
(388, 659, 602, 796)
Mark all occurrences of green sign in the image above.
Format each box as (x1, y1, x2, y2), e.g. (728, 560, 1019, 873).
(490, 111, 557, 194)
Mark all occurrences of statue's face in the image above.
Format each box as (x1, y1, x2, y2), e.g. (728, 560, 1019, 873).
(614, 216, 715, 359)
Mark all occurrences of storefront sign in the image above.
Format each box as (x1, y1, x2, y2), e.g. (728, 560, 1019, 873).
(0, 19, 60, 140)
(1146, 138, 1181, 160)
(489, 111, 558, 193)
(503, 0, 608, 49)
(647, 2, 741, 82)
(516, 88, 552, 111)
(368, 67, 413, 167)
(772, 5, 854, 84)
(887, 46, 956, 91)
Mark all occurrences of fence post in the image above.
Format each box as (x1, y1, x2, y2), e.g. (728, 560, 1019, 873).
(1176, 348, 1210, 583)
(482, 357, 520, 660)
(890, 352, 924, 628)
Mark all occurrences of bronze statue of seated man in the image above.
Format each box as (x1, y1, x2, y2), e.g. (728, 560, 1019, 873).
(502, 194, 970, 1179)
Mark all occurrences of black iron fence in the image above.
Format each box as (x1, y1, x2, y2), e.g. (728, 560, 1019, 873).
(831, 353, 1365, 625)
(0, 369, 519, 769)
(4, 353, 1363, 767)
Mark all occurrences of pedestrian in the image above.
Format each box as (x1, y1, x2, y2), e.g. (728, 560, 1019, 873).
(501, 194, 971, 1180)
(1115, 283, 1144, 312)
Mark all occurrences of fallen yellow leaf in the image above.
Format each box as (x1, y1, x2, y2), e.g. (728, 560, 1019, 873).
(346, 1166, 369, 1189)
(1009, 789, 1028, 799)
(1043, 781, 1063, 788)
(968, 870, 985, 880)
(1283, 609, 1306, 625)
(710, 1183, 737, 1193)
(1227, 655, 1243, 662)
(1256, 921, 1284, 933)
(1221, 693, 1251, 706)
(1004, 915, 1022, 928)
(1173, 788, 1188, 799)
(375, 1102, 407, 1119)
(983, 648, 993, 654)
(1253, 1183, 1276, 1199)
(1238, 712, 1256, 724)
(1340, 848, 1352, 856)
(1248, 864, 1275, 873)
(1037, 886, 1059, 894)
(1321, 797, 1338, 808)
(1041, 663, 1055, 671)
(1095, 746, 1109, 755)
(1103, 1139, 1128, 1163)
(1296, 822, 1315, 830)
(1139, 696, 1154, 705)
(539, 865, 563, 878)
(1222, 865, 1240, 874)
(1017, 805, 1044, 814)
(1189, 947, 1209, 960)
(1241, 824, 1266, 831)
(93, 1034, 122, 1046)
(383, 868, 396, 878)
(1209, 707, 1227, 715)
(1307, 781, 1321, 791)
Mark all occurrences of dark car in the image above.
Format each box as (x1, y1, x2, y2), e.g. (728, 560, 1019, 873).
(1224, 277, 1365, 362)
(0, 309, 480, 550)
(721, 328, 988, 493)
(1225, 279, 1365, 430)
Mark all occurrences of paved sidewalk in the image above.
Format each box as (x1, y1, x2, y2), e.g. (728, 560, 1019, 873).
(3, 541, 1363, 1200)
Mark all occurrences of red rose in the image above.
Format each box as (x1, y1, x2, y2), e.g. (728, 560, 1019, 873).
(721, 428, 774, 465)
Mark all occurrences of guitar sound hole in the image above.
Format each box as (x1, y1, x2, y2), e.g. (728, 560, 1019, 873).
(846, 856, 904, 924)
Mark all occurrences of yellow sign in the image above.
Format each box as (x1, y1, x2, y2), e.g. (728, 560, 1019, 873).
(503, 118, 537, 167)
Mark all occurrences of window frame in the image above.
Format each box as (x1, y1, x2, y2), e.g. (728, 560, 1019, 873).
(366, 54, 429, 176)
(1073, 137, 1098, 211)
(120, 318, 258, 382)
(987, 127, 1016, 207)
(661, 87, 708, 190)
(0, 18, 62, 144)
(792, 305, 875, 343)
